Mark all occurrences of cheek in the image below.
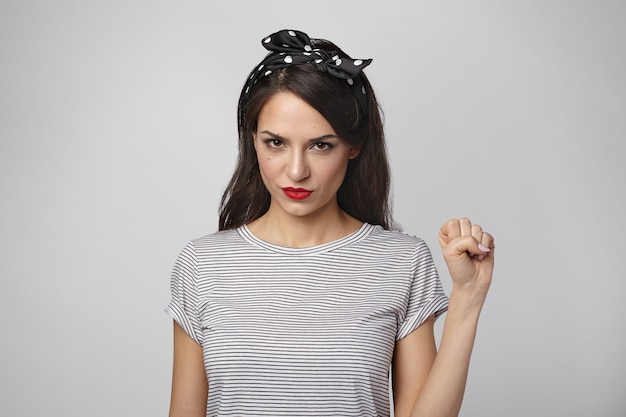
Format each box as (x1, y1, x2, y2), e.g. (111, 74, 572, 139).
(256, 154, 274, 181)
(333, 153, 351, 172)
(319, 156, 350, 181)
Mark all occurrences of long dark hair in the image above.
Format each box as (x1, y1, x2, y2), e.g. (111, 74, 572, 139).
(219, 38, 394, 231)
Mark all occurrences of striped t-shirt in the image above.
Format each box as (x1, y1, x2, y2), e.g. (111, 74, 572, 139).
(166, 223, 449, 417)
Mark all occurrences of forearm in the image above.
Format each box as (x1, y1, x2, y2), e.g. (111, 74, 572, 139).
(169, 321, 209, 417)
(410, 289, 486, 417)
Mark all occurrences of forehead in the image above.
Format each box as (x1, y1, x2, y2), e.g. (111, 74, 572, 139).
(256, 92, 335, 136)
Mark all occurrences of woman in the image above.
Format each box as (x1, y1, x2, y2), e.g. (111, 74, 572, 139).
(166, 29, 495, 417)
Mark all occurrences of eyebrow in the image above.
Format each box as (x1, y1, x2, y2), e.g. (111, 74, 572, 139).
(258, 130, 338, 143)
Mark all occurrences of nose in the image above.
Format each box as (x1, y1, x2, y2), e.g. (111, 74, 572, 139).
(286, 150, 310, 182)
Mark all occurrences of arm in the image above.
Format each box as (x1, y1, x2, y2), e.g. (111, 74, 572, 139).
(392, 315, 437, 417)
(393, 218, 495, 417)
(169, 321, 208, 417)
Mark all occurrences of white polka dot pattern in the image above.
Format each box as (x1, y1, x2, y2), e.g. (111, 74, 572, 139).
(243, 29, 373, 115)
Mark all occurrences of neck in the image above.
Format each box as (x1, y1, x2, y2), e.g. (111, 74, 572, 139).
(247, 205, 363, 248)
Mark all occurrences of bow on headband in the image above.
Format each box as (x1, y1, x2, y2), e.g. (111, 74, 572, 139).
(244, 29, 373, 103)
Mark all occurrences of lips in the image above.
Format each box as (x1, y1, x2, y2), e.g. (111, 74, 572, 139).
(282, 187, 313, 200)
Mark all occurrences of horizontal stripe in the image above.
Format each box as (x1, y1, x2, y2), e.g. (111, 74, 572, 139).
(165, 223, 448, 417)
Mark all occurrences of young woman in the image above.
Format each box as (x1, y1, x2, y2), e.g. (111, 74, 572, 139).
(166, 29, 495, 417)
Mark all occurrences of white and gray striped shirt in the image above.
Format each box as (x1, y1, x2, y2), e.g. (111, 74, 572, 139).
(166, 223, 448, 417)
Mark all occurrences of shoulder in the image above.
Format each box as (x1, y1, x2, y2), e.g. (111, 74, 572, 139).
(175, 228, 247, 258)
(191, 228, 242, 247)
(369, 225, 437, 264)
(340, 224, 434, 266)
(364, 224, 429, 251)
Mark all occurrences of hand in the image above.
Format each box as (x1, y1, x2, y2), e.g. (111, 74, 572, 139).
(438, 218, 495, 293)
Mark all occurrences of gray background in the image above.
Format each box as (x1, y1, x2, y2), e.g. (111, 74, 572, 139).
(1, 0, 624, 416)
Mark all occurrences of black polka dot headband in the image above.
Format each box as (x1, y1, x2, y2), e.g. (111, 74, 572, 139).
(244, 29, 373, 113)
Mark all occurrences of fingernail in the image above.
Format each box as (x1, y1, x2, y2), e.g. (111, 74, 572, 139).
(477, 255, 485, 261)
(478, 243, 490, 252)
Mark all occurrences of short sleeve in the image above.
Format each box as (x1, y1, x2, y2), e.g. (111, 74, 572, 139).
(164, 241, 203, 345)
(396, 239, 449, 340)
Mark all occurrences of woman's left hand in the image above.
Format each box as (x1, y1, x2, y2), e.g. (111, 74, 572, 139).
(438, 218, 495, 294)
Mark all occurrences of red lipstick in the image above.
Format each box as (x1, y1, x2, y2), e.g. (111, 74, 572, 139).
(282, 187, 313, 200)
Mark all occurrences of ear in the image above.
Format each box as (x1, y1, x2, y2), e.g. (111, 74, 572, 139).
(348, 144, 362, 160)
(252, 132, 258, 151)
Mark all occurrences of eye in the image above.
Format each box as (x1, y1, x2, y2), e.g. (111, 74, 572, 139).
(313, 142, 333, 151)
(264, 139, 284, 148)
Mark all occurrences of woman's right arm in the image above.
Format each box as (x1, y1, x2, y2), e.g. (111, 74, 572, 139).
(169, 321, 208, 417)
